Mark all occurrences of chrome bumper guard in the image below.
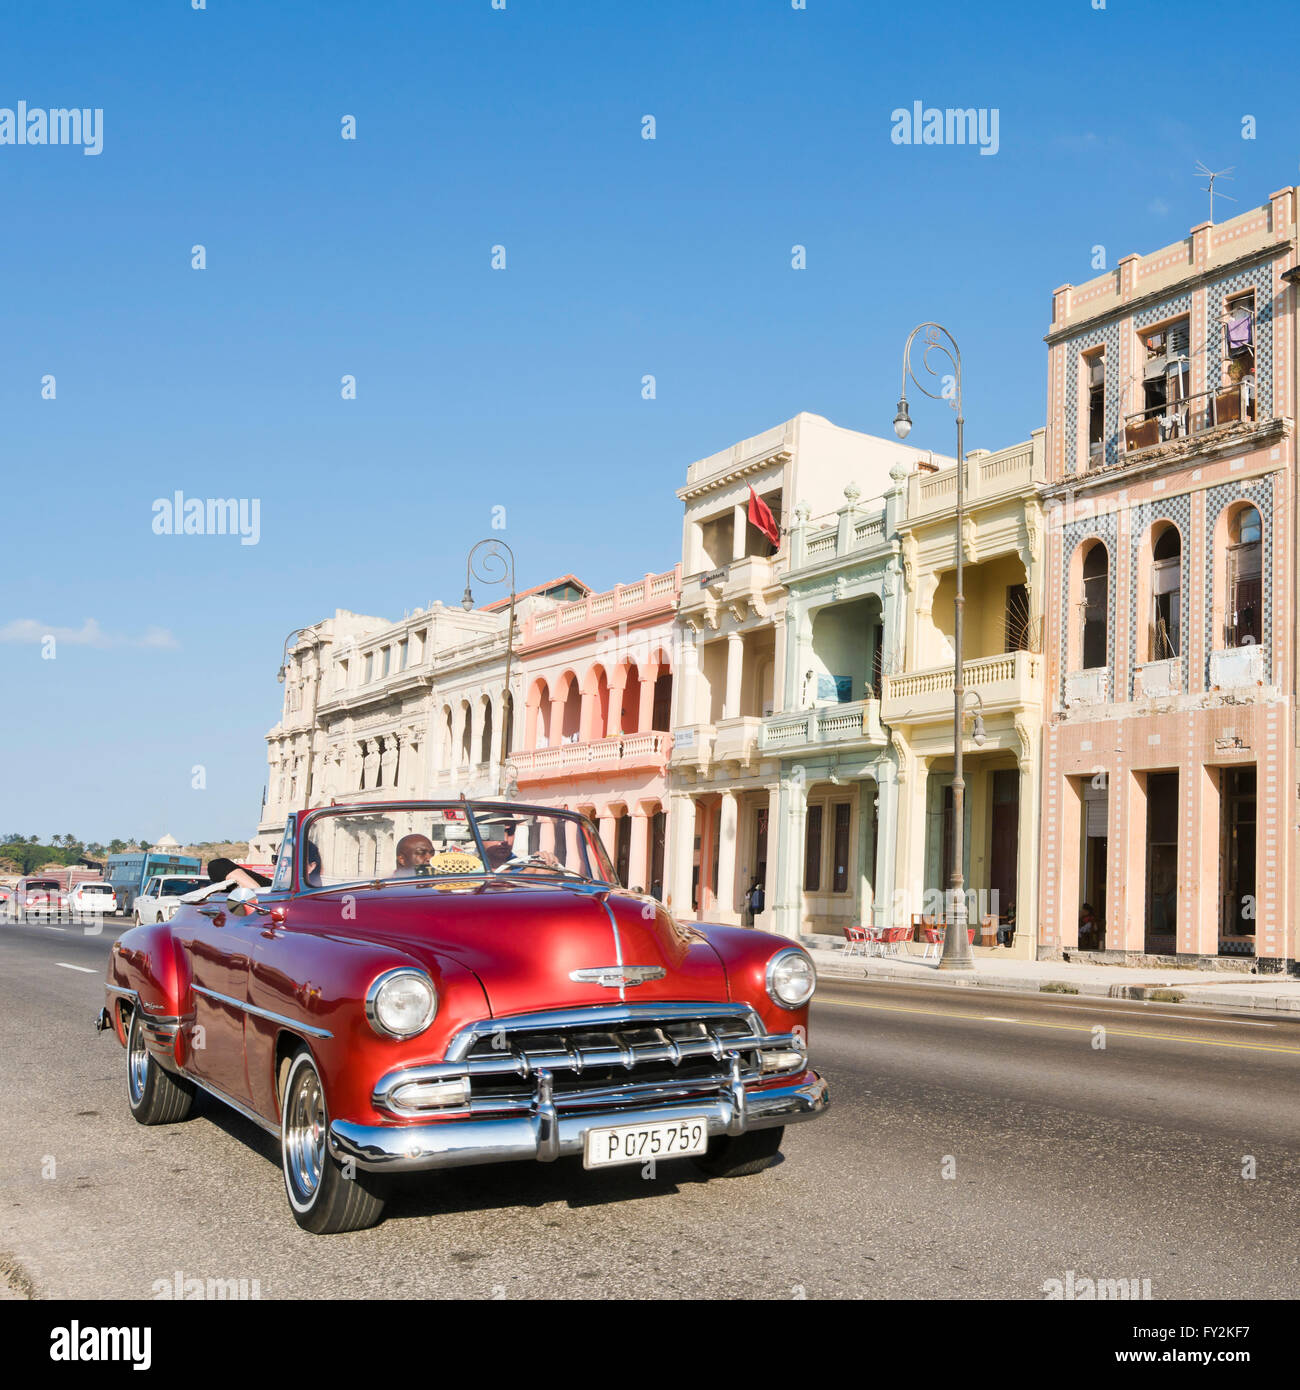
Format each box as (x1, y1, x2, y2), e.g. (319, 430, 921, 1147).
(329, 1069, 829, 1173)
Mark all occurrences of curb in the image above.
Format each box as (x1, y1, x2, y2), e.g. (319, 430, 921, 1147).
(809, 953, 1300, 1019)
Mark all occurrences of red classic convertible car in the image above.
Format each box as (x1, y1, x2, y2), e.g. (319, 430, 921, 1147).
(99, 801, 827, 1233)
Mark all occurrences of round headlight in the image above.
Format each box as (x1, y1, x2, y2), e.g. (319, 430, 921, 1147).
(766, 949, 816, 1009)
(366, 969, 438, 1038)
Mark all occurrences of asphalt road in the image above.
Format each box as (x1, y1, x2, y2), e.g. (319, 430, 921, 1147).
(3, 916, 1299, 1300)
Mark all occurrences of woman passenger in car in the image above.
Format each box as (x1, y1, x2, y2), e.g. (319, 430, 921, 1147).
(206, 858, 272, 892)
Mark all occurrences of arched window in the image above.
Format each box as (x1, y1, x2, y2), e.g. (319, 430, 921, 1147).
(1151, 527, 1182, 660)
(1227, 506, 1262, 647)
(1081, 543, 1108, 670)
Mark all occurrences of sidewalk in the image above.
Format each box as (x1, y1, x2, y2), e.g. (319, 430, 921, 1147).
(803, 940, 1300, 1018)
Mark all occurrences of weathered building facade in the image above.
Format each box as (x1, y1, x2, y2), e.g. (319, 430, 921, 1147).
(1038, 191, 1298, 967)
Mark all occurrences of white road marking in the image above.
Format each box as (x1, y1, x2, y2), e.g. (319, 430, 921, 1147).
(56, 962, 96, 974)
(982, 1016, 1020, 1023)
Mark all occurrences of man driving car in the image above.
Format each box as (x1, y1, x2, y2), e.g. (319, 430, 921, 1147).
(394, 833, 436, 877)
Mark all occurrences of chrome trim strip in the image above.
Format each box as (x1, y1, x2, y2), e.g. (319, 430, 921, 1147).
(443, 1001, 765, 1062)
(331, 1072, 829, 1173)
(189, 1075, 281, 1137)
(192, 984, 333, 1040)
(373, 1011, 806, 1117)
(594, 893, 626, 1002)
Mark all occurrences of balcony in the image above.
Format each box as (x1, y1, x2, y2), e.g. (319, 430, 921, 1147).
(761, 699, 886, 754)
(512, 731, 673, 784)
(1209, 644, 1266, 691)
(1064, 668, 1109, 709)
(1134, 658, 1181, 698)
(713, 716, 764, 766)
(1122, 379, 1255, 455)
(906, 433, 1045, 524)
(521, 568, 680, 646)
(881, 651, 1043, 725)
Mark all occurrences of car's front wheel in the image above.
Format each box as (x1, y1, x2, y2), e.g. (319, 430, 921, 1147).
(691, 1125, 784, 1178)
(126, 1007, 195, 1125)
(281, 1047, 387, 1234)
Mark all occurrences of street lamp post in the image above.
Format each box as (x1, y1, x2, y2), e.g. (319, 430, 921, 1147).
(893, 322, 978, 971)
(278, 626, 324, 811)
(462, 539, 517, 797)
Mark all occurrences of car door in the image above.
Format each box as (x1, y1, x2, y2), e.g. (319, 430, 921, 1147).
(183, 889, 261, 1104)
(136, 878, 158, 923)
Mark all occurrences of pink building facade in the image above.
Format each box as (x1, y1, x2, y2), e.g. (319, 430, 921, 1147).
(1039, 190, 1298, 968)
(511, 568, 680, 898)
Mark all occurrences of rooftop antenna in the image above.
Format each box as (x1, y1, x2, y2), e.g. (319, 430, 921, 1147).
(1194, 161, 1236, 224)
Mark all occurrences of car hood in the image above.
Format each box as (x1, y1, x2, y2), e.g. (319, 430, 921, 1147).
(300, 878, 730, 1016)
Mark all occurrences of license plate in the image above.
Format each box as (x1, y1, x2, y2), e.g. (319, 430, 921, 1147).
(583, 1116, 709, 1169)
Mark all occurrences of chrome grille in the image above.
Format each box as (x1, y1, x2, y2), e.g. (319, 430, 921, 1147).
(374, 1002, 806, 1118)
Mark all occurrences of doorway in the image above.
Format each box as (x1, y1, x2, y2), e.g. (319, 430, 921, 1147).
(1220, 767, 1257, 956)
(987, 769, 1019, 924)
(1081, 780, 1108, 945)
(1144, 772, 1179, 953)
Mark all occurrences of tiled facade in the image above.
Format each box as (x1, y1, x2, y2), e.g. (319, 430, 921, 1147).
(1038, 190, 1298, 967)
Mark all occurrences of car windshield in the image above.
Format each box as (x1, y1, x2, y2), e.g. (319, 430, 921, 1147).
(300, 803, 616, 890)
(159, 877, 205, 896)
(79, 884, 113, 894)
(27, 881, 59, 891)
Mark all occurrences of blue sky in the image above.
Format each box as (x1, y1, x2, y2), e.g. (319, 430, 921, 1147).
(3, 0, 1298, 843)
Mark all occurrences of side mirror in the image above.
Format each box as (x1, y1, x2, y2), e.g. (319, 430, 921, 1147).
(227, 884, 260, 917)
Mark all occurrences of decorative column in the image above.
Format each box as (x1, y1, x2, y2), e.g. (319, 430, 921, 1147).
(716, 789, 739, 922)
(525, 689, 542, 749)
(873, 763, 899, 929)
(666, 791, 697, 920)
(489, 695, 505, 769)
(773, 772, 808, 939)
(1013, 719, 1040, 950)
(638, 666, 658, 731)
(580, 685, 598, 742)
(724, 631, 744, 721)
(627, 803, 651, 893)
(597, 809, 617, 861)
(549, 691, 566, 746)
(607, 672, 627, 737)
(765, 781, 782, 900)
(676, 631, 699, 727)
(732, 502, 748, 562)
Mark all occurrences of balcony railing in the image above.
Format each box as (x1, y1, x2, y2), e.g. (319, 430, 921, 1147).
(1209, 644, 1266, 691)
(1064, 668, 1109, 709)
(512, 731, 672, 782)
(882, 650, 1043, 722)
(1122, 378, 1255, 453)
(761, 698, 885, 751)
(522, 567, 681, 642)
(906, 432, 1045, 523)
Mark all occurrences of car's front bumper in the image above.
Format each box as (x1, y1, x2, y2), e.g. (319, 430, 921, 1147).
(328, 1070, 829, 1174)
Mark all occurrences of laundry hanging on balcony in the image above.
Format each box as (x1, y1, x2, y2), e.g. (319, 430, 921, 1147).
(1226, 313, 1253, 353)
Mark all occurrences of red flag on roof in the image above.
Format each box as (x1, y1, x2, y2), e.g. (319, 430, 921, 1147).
(747, 486, 780, 548)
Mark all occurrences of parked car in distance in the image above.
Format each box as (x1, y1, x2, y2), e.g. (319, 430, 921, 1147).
(101, 800, 828, 1234)
(66, 881, 120, 917)
(11, 876, 66, 920)
(132, 875, 209, 925)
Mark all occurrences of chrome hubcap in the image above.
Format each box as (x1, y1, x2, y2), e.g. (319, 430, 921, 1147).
(285, 1066, 326, 1204)
(127, 1014, 148, 1105)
